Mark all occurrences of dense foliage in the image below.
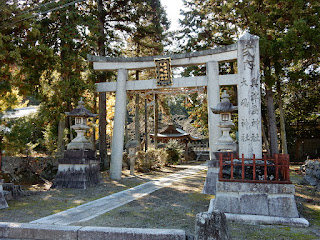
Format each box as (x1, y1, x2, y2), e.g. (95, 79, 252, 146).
(0, 0, 168, 156)
(1, 0, 319, 161)
(179, 0, 320, 159)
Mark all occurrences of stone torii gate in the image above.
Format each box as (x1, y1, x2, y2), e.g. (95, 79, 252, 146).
(88, 33, 262, 180)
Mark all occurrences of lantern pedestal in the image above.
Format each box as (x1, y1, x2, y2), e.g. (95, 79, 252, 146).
(52, 149, 100, 189)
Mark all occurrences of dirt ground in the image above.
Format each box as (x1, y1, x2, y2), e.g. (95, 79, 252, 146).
(0, 164, 319, 239)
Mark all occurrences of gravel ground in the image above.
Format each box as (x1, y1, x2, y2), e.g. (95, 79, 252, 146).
(0, 164, 319, 239)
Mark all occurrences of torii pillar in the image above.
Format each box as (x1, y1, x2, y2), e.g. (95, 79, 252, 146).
(110, 69, 127, 180)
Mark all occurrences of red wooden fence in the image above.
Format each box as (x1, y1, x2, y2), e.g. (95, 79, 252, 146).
(218, 153, 291, 184)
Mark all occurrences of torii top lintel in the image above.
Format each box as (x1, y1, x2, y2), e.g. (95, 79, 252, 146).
(87, 44, 237, 71)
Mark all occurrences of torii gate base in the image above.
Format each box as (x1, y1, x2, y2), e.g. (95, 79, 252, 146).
(89, 33, 307, 226)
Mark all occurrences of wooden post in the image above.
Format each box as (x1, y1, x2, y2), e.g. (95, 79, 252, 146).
(154, 94, 158, 149)
(230, 153, 234, 180)
(253, 154, 256, 180)
(264, 154, 267, 181)
(275, 154, 279, 181)
(219, 153, 223, 180)
(241, 154, 245, 180)
(145, 98, 148, 152)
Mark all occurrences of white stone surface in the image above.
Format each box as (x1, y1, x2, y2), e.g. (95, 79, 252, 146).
(208, 200, 309, 227)
(237, 33, 262, 158)
(110, 69, 128, 180)
(0, 222, 186, 240)
(58, 164, 91, 172)
(224, 213, 309, 227)
(212, 182, 300, 218)
(96, 74, 238, 93)
(93, 50, 237, 71)
(206, 61, 221, 157)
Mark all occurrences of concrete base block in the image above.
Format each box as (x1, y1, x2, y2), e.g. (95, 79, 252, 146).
(224, 213, 309, 227)
(0, 222, 80, 240)
(202, 165, 219, 195)
(78, 226, 186, 240)
(0, 223, 186, 240)
(213, 182, 300, 218)
(240, 194, 268, 215)
(268, 195, 299, 217)
(213, 194, 240, 214)
(208, 200, 309, 227)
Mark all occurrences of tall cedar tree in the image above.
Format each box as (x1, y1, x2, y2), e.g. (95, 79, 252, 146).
(125, 0, 169, 147)
(0, 0, 35, 111)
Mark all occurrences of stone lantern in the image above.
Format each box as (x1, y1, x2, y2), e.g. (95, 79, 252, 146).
(211, 90, 238, 152)
(52, 98, 101, 189)
(66, 98, 97, 150)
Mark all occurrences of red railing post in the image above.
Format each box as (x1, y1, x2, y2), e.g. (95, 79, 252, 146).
(275, 154, 279, 181)
(286, 155, 290, 182)
(264, 154, 267, 181)
(219, 152, 223, 180)
(241, 154, 245, 180)
(253, 154, 256, 180)
(230, 153, 234, 180)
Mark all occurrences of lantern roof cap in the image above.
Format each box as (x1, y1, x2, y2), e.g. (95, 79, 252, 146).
(66, 98, 97, 117)
(211, 90, 238, 113)
(126, 140, 139, 148)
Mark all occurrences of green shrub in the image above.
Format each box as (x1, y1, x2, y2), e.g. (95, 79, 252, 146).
(165, 140, 183, 165)
(3, 115, 42, 156)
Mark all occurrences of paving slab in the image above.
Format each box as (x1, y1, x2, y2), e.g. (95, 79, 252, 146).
(30, 164, 207, 225)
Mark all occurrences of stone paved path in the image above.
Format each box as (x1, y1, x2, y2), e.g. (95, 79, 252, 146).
(30, 164, 207, 225)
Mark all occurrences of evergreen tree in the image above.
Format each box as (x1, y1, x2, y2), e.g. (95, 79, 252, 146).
(179, 0, 320, 156)
(0, 0, 34, 112)
(124, 0, 169, 147)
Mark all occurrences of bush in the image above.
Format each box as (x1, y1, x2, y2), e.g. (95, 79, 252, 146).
(3, 115, 43, 156)
(165, 140, 184, 165)
(136, 149, 167, 173)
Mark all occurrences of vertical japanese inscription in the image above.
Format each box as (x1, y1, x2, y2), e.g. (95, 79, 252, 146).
(154, 57, 172, 86)
(238, 33, 262, 158)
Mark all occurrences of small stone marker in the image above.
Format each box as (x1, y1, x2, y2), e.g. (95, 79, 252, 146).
(126, 140, 138, 175)
(195, 211, 231, 240)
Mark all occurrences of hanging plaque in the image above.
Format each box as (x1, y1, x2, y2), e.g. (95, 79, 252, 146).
(154, 57, 172, 86)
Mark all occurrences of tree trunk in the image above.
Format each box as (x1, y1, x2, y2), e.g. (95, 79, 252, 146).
(154, 94, 159, 149)
(57, 117, 65, 157)
(277, 81, 288, 154)
(68, 104, 73, 141)
(99, 92, 107, 169)
(97, 0, 108, 169)
(266, 88, 279, 155)
(92, 92, 97, 151)
(261, 120, 270, 156)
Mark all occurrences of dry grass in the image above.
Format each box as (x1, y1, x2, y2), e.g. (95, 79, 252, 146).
(0, 163, 319, 239)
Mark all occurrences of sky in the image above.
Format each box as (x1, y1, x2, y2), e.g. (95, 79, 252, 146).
(160, 0, 184, 30)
